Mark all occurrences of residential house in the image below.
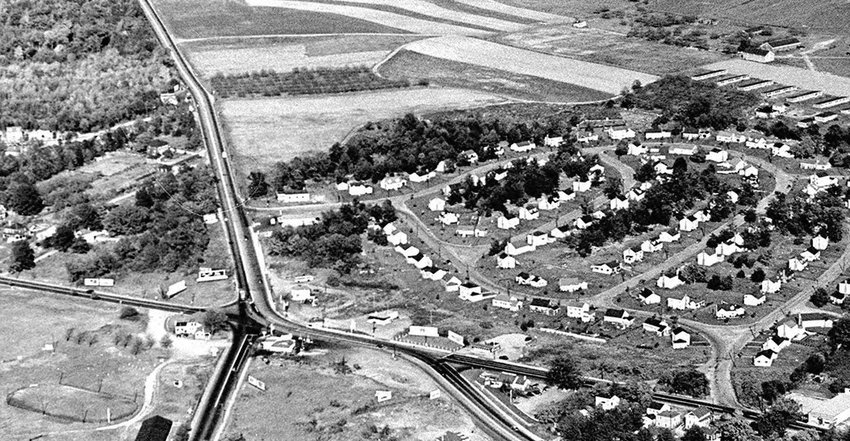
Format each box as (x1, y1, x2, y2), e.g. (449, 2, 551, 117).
(420, 266, 447, 281)
(672, 328, 691, 349)
(744, 293, 766, 306)
(801, 161, 832, 171)
(544, 135, 563, 147)
(492, 293, 523, 312)
(810, 236, 829, 253)
(716, 241, 742, 257)
(429, 197, 447, 212)
(595, 395, 621, 410)
(772, 143, 794, 158)
(670, 145, 698, 156)
(385, 227, 408, 246)
(395, 244, 420, 258)
(839, 279, 850, 296)
(529, 298, 560, 316)
(407, 253, 433, 269)
(558, 189, 576, 202)
(380, 175, 407, 191)
(628, 142, 648, 156)
(439, 212, 459, 225)
(537, 195, 560, 211)
(801, 247, 821, 262)
(496, 253, 517, 269)
(799, 313, 833, 329)
(348, 182, 373, 196)
(641, 239, 663, 253)
(435, 160, 452, 173)
(550, 225, 572, 239)
(627, 188, 646, 202)
(659, 229, 681, 243)
(505, 238, 535, 256)
(762, 279, 782, 294)
(716, 303, 746, 319)
(654, 161, 673, 175)
(645, 130, 672, 140)
(576, 132, 599, 143)
(497, 215, 520, 230)
(558, 277, 588, 294)
(574, 215, 595, 230)
(657, 274, 684, 289)
(754, 349, 778, 367)
(831, 291, 846, 305)
(409, 170, 436, 183)
(788, 257, 808, 272)
(623, 247, 644, 264)
(610, 196, 630, 211)
(777, 318, 805, 340)
(643, 317, 669, 336)
(682, 129, 711, 141)
(697, 251, 724, 267)
(607, 127, 636, 140)
(706, 148, 729, 163)
(716, 131, 747, 143)
(565, 302, 593, 321)
(510, 141, 536, 152)
(656, 411, 683, 430)
(667, 294, 699, 311)
(518, 206, 539, 221)
(638, 288, 661, 305)
(458, 282, 483, 301)
(603, 309, 633, 328)
(684, 408, 712, 429)
(762, 335, 791, 353)
(445, 276, 462, 292)
(679, 215, 700, 232)
(647, 401, 671, 416)
(573, 179, 592, 193)
(511, 375, 532, 392)
(460, 149, 479, 164)
(592, 261, 621, 275)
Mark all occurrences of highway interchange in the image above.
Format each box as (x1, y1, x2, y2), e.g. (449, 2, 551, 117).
(2, 0, 827, 439)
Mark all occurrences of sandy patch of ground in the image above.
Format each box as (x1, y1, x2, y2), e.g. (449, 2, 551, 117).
(221, 87, 511, 171)
(485, 333, 530, 360)
(402, 36, 659, 94)
(244, 0, 489, 35)
(514, 386, 568, 416)
(702, 58, 850, 97)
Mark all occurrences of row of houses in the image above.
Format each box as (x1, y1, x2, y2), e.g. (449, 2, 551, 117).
(754, 313, 835, 367)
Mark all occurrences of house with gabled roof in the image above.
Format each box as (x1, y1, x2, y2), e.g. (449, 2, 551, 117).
(496, 253, 517, 269)
(529, 298, 560, 316)
(565, 301, 593, 322)
(592, 261, 621, 275)
(603, 309, 633, 328)
(659, 229, 680, 243)
(754, 349, 777, 367)
(492, 293, 523, 312)
(671, 327, 691, 349)
(643, 317, 669, 336)
(623, 247, 644, 264)
(559, 278, 588, 293)
(656, 274, 684, 289)
(638, 288, 661, 305)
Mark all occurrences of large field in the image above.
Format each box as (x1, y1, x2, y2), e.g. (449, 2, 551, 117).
(183, 35, 422, 77)
(379, 50, 611, 103)
(401, 36, 658, 95)
(498, 24, 728, 76)
(650, 0, 850, 33)
(224, 348, 487, 441)
(220, 87, 510, 173)
(153, 0, 408, 39)
(701, 59, 850, 97)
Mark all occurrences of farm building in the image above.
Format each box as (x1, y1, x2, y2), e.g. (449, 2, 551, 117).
(762, 38, 801, 52)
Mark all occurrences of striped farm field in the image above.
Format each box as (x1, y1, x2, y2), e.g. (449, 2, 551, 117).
(244, 0, 490, 35)
(316, 0, 529, 32)
(401, 36, 659, 95)
(448, 0, 569, 22)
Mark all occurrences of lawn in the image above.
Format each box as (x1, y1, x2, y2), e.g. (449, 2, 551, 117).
(379, 50, 612, 103)
(152, 0, 407, 39)
(224, 347, 486, 441)
(218, 87, 510, 180)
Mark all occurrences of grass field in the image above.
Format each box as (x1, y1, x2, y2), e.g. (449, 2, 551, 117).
(153, 0, 408, 39)
(244, 0, 490, 35)
(224, 348, 486, 441)
(498, 24, 728, 76)
(379, 50, 612, 102)
(812, 57, 850, 79)
(402, 36, 658, 94)
(0, 289, 165, 438)
(447, 0, 568, 22)
(650, 0, 850, 33)
(219, 87, 510, 175)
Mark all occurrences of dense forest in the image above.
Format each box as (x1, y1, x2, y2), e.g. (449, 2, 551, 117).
(622, 75, 759, 130)
(0, 0, 173, 132)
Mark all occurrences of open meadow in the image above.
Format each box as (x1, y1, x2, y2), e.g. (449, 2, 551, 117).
(219, 87, 510, 174)
(650, 0, 850, 33)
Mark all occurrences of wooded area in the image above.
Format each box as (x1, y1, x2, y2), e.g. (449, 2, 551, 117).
(0, 0, 173, 131)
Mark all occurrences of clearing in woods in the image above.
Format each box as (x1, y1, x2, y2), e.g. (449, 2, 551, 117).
(220, 87, 510, 174)
(243, 0, 490, 35)
(401, 36, 659, 94)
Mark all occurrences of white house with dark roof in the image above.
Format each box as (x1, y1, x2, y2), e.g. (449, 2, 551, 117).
(762, 335, 791, 353)
(538, 195, 560, 211)
(716, 303, 745, 319)
(518, 206, 539, 221)
(671, 328, 691, 349)
(679, 215, 700, 232)
(799, 313, 833, 329)
(706, 148, 729, 163)
(684, 408, 713, 429)
(656, 274, 684, 289)
(641, 239, 663, 254)
(831, 291, 846, 305)
(595, 395, 621, 410)
(659, 229, 680, 243)
(812, 235, 829, 251)
(544, 135, 563, 147)
(505, 238, 535, 256)
(407, 253, 433, 269)
(529, 298, 560, 315)
(565, 302, 594, 322)
(638, 288, 661, 305)
(444, 276, 462, 292)
(627, 188, 646, 202)
(670, 145, 698, 156)
(623, 247, 644, 264)
(496, 253, 517, 269)
(458, 282, 482, 300)
(550, 225, 572, 239)
(460, 149, 479, 164)
(610, 196, 630, 211)
(628, 142, 648, 156)
(379, 175, 407, 191)
(754, 349, 777, 367)
(716, 131, 747, 143)
(603, 309, 633, 328)
(573, 179, 592, 193)
(527, 231, 554, 247)
(574, 215, 595, 230)
(395, 244, 419, 257)
(744, 293, 766, 306)
(558, 189, 576, 202)
(429, 197, 446, 212)
(510, 141, 536, 152)
(497, 215, 520, 230)
(492, 293, 523, 312)
(789, 257, 808, 272)
(643, 317, 669, 336)
(592, 261, 621, 275)
(697, 251, 724, 267)
(801, 247, 821, 262)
